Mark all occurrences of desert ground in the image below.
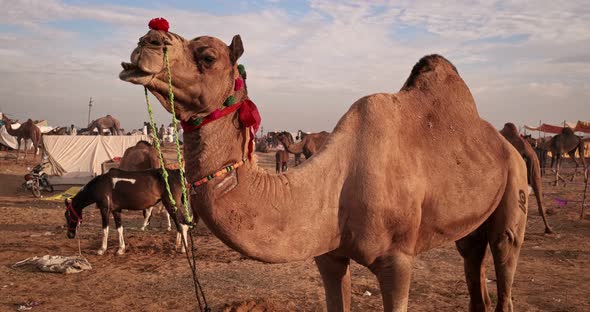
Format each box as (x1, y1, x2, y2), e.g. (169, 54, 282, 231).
(0, 148, 588, 312)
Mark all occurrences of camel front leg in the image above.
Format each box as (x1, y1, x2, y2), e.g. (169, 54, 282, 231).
(140, 206, 153, 231)
(314, 253, 351, 312)
(369, 253, 414, 312)
(112, 210, 126, 255)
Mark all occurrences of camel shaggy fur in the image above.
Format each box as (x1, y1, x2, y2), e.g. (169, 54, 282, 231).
(121, 30, 529, 312)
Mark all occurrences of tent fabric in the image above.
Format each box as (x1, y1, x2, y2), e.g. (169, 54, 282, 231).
(43, 135, 151, 176)
(524, 121, 590, 134)
(575, 120, 590, 133)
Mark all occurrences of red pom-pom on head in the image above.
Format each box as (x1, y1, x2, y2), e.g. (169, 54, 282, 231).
(148, 17, 169, 32)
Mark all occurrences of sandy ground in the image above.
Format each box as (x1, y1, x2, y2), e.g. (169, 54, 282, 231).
(0, 148, 589, 311)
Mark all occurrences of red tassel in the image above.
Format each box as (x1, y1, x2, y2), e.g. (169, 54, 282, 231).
(234, 78, 244, 91)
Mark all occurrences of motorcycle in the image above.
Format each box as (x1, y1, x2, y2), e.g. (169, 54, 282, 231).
(23, 164, 54, 197)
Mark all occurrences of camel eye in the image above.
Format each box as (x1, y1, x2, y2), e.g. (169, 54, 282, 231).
(202, 55, 215, 64)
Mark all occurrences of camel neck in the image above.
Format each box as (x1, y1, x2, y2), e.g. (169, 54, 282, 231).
(2, 118, 18, 136)
(280, 137, 304, 154)
(183, 116, 351, 263)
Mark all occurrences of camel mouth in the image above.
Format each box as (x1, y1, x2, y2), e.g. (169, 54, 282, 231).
(119, 62, 154, 85)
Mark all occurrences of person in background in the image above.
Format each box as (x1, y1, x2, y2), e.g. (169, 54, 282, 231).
(70, 124, 77, 135)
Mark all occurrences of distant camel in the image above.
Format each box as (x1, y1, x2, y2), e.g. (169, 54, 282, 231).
(523, 135, 551, 175)
(275, 150, 289, 174)
(548, 127, 587, 186)
(1, 115, 41, 162)
(46, 127, 68, 135)
(82, 115, 122, 136)
(501, 123, 553, 233)
(279, 132, 302, 165)
(277, 131, 329, 160)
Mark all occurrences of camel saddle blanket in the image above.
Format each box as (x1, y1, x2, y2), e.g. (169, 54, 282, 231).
(12, 255, 92, 274)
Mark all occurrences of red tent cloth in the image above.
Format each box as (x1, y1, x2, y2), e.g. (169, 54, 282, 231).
(575, 120, 590, 133)
(524, 123, 566, 134)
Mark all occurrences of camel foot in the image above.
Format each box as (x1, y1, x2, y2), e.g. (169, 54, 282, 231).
(97, 248, 106, 256)
(544, 227, 555, 235)
(116, 248, 126, 256)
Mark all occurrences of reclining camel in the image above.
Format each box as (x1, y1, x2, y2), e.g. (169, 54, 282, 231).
(120, 140, 172, 231)
(120, 26, 528, 312)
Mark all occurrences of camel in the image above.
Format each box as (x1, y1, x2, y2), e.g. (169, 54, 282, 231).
(120, 28, 529, 311)
(277, 130, 329, 160)
(523, 135, 551, 175)
(276, 131, 302, 165)
(548, 127, 587, 186)
(275, 150, 289, 174)
(119, 140, 172, 231)
(1, 115, 41, 162)
(82, 115, 122, 135)
(46, 127, 68, 135)
(500, 123, 553, 234)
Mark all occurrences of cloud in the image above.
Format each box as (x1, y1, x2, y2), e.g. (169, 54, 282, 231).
(0, 0, 588, 132)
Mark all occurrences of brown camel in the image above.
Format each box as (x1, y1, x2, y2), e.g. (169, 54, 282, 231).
(119, 140, 173, 232)
(277, 131, 302, 165)
(83, 115, 122, 135)
(46, 127, 68, 135)
(1, 115, 41, 162)
(275, 150, 289, 174)
(121, 29, 529, 311)
(277, 130, 329, 160)
(523, 135, 551, 175)
(548, 127, 587, 186)
(500, 123, 553, 234)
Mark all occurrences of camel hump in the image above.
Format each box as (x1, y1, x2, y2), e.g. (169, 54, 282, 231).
(500, 123, 519, 137)
(561, 127, 574, 135)
(401, 54, 459, 90)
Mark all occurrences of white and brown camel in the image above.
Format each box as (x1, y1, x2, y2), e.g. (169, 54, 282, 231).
(500, 123, 553, 234)
(120, 28, 529, 312)
(1, 115, 41, 162)
(82, 115, 122, 135)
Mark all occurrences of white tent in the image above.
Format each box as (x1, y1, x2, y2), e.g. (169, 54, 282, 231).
(43, 135, 151, 177)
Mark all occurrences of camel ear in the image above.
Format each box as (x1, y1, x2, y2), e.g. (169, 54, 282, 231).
(228, 35, 244, 64)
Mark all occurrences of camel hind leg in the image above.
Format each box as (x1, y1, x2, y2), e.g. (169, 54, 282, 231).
(567, 150, 579, 182)
(487, 165, 527, 311)
(315, 253, 352, 312)
(456, 226, 492, 312)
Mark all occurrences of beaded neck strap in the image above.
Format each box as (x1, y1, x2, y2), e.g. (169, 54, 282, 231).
(191, 158, 247, 189)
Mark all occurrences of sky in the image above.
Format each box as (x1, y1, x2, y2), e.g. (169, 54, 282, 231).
(0, 0, 588, 133)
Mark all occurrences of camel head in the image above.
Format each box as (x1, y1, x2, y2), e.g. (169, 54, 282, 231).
(500, 122, 519, 137)
(119, 25, 244, 122)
